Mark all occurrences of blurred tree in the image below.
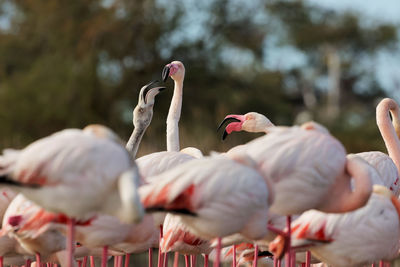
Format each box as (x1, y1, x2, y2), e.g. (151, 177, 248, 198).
(266, 0, 398, 152)
(0, 0, 398, 155)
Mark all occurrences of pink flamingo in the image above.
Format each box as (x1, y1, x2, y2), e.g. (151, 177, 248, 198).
(161, 213, 212, 267)
(139, 154, 274, 267)
(219, 111, 400, 196)
(0, 125, 144, 267)
(269, 184, 400, 266)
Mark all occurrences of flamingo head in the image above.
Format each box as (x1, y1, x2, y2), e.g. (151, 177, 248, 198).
(217, 112, 274, 140)
(162, 61, 185, 82)
(133, 80, 165, 128)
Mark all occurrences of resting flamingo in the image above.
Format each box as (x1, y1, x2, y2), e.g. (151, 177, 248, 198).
(140, 154, 274, 267)
(269, 184, 400, 266)
(0, 124, 144, 267)
(1, 194, 106, 267)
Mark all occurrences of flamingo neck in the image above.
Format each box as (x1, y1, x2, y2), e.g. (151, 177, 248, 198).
(126, 125, 147, 159)
(167, 79, 183, 152)
(319, 156, 372, 213)
(377, 98, 400, 175)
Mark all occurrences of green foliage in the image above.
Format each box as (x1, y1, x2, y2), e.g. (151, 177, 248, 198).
(0, 0, 398, 155)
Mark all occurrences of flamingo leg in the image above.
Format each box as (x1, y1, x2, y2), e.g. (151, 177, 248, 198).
(190, 255, 196, 267)
(124, 254, 130, 267)
(252, 244, 258, 267)
(149, 248, 153, 267)
(26, 259, 32, 267)
(173, 252, 179, 267)
(36, 253, 41, 267)
(305, 251, 311, 267)
(90, 256, 95, 267)
(284, 216, 292, 267)
(273, 256, 277, 267)
(163, 252, 168, 267)
(67, 218, 76, 267)
(118, 256, 124, 267)
(78, 260, 82, 267)
(184, 255, 189, 267)
(213, 237, 222, 267)
(101, 246, 108, 267)
(0, 257, 3, 267)
(204, 255, 209, 267)
(158, 225, 164, 267)
(232, 245, 237, 267)
(114, 256, 118, 267)
(83, 256, 88, 267)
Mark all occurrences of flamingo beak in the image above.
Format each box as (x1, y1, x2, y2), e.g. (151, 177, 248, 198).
(217, 115, 246, 140)
(162, 65, 170, 82)
(142, 80, 165, 104)
(268, 235, 286, 260)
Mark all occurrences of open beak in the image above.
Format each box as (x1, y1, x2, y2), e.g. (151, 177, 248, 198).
(142, 80, 165, 104)
(162, 65, 171, 82)
(217, 115, 245, 140)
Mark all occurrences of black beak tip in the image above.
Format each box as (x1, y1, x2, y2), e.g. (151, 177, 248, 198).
(158, 87, 166, 92)
(162, 66, 170, 82)
(222, 130, 228, 141)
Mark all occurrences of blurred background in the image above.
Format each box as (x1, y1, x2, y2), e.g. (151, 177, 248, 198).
(0, 0, 399, 156)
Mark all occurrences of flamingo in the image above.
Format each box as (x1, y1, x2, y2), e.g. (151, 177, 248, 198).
(219, 110, 400, 197)
(0, 124, 144, 267)
(160, 213, 212, 267)
(1, 193, 107, 267)
(161, 60, 203, 157)
(269, 184, 400, 266)
(126, 80, 166, 158)
(139, 154, 274, 267)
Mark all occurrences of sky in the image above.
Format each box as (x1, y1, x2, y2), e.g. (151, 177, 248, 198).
(261, 0, 400, 97)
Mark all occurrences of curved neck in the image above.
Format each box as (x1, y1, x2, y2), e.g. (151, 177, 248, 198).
(126, 125, 147, 159)
(318, 156, 372, 213)
(376, 98, 400, 174)
(166, 79, 183, 152)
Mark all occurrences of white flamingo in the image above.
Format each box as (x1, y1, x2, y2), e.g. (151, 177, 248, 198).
(140, 154, 274, 267)
(0, 124, 144, 267)
(269, 184, 400, 266)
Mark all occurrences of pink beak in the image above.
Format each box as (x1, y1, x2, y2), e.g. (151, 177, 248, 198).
(217, 114, 246, 140)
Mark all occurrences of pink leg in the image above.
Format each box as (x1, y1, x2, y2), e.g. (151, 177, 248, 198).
(252, 244, 258, 267)
(284, 216, 292, 267)
(372, 264, 376, 267)
(36, 253, 41, 267)
(0, 257, 3, 267)
(232, 245, 236, 267)
(204, 255, 209, 267)
(114, 256, 118, 267)
(158, 225, 164, 267)
(78, 260, 82, 267)
(54, 264, 58, 267)
(305, 251, 311, 267)
(83, 257, 88, 267)
(120, 256, 124, 267)
(379, 261, 384, 267)
(163, 252, 168, 267)
(102, 246, 108, 267)
(149, 248, 153, 267)
(173, 252, 179, 267)
(26, 259, 32, 267)
(190, 255, 196, 267)
(301, 264, 305, 267)
(290, 251, 296, 267)
(90, 256, 96, 267)
(213, 237, 221, 267)
(124, 254, 130, 267)
(273, 256, 277, 267)
(277, 259, 281, 267)
(67, 218, 76, 267)
(184, 255, 189, 267)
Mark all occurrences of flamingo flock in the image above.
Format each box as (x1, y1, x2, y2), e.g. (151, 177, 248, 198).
(0, 61, 399, 267)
